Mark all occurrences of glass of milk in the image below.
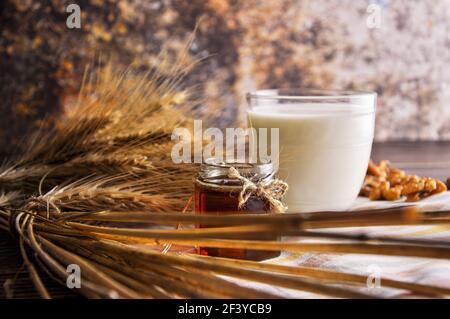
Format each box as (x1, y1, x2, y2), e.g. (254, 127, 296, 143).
(247, 89, 376, 213)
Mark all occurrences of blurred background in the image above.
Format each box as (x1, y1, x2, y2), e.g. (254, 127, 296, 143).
(1, 0, 450, 157)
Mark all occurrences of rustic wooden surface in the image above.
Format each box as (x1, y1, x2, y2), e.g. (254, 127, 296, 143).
(371, 141, 450, 180)
(0, 141, 449, 299)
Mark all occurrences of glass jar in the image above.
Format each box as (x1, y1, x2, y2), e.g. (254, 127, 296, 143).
(194, 158, 281, 261)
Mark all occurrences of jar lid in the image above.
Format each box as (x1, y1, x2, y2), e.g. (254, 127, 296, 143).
(198, 157, 275, 186)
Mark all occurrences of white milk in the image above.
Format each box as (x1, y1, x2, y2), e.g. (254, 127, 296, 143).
(247, 103, 375, 212)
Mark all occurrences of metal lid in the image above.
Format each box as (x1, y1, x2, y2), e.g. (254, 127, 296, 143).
(197, 157, 275, 186)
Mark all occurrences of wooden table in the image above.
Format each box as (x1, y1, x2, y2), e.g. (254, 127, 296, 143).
(1, 141, 449, 298)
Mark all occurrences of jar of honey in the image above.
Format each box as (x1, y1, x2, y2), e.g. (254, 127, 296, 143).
(194, 158, 282, 261)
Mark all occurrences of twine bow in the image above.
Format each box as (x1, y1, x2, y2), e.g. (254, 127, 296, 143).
(228, 166, 288, 214)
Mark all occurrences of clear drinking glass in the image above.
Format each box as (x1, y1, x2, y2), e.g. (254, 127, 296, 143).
(246, 89, 377, 212)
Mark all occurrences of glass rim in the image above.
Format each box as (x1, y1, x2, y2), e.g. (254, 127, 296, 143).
(202, 157, 274, 172)
(247, 89, 377, 101)
(198, 157, 275, 184)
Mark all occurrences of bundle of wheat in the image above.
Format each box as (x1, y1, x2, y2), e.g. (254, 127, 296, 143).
(0, 49, 449, 299)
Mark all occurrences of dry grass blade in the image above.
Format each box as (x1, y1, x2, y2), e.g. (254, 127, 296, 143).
(62, 206, 450, 228)
(84, 231, 450, 260)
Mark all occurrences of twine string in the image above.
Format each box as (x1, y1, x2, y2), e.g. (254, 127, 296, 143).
(228, 166, 288, 214)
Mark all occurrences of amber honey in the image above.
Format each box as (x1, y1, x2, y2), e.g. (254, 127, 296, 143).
(194, 159, 281, 261)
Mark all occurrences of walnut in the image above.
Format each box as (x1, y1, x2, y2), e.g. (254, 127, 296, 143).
(367, 160, 383, 177)
(383, 185, 403, 201)
(433, 180, 447, 195)
(369, 187, 382, 200)
(423, 178, 437, 193)
(401, 179, 425, 195)
(360, 160, 447, 202)
(387, 168, 405, 186)
(406, 193, 422, 202)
